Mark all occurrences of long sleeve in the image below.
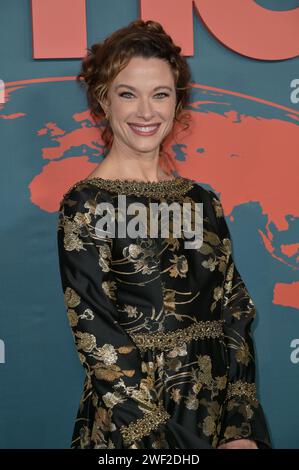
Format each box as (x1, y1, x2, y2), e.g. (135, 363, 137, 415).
(56, 185, 170, 448)
(208, 191, 272, 449)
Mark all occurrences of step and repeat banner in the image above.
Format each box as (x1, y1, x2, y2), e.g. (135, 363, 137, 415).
(0, 0, 299, 448)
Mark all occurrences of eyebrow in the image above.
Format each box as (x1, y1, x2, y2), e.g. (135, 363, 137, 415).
(115, 84, 173, 92)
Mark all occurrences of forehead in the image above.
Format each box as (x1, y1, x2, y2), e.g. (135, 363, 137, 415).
(113, 57, 174, 85)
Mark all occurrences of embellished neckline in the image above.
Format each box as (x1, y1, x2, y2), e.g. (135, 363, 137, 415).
(63, 174, 195, 199)
(87, 175, 180, 185)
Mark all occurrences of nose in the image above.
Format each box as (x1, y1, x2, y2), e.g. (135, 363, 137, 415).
(136, 97, 155, 121)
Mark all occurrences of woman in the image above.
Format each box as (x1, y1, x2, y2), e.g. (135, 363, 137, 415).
(57, 20, 271, 449)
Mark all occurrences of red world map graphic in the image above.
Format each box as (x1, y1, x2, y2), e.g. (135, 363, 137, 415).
(2, 77, 299, 311)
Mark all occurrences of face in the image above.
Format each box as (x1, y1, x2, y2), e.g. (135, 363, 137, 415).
(102, 56, 177, 157)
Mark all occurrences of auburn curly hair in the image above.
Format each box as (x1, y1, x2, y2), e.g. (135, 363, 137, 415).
(76, 19, 192, 174)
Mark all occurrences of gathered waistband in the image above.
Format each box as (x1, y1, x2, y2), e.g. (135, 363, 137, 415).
(129, 320, 225, 352)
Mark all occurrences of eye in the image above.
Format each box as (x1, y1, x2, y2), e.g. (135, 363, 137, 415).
(119, 92, 134, 98)
(118, 91, 170, 99)
(154, 92, 169, 99)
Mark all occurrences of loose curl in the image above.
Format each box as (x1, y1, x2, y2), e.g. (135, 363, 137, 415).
(76, 19, 192, 174)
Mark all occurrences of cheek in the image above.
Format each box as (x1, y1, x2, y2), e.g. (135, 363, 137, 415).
(164, 101, 176, 119)
(109, 111, 129, 131)
(110, 106, 125, 120)
(110, 100, 130, 118)
(164, 104, 176, 122)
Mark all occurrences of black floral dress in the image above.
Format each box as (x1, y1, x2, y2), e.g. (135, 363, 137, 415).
(56, 175, 271, 449)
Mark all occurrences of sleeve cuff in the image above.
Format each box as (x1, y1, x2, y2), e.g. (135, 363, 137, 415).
(120, 403, 170, 446)
(217, 381, 272, 448)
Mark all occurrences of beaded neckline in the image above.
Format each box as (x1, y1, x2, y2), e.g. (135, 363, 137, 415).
(88, 175, 180, 185)
(62, 175, 195, 199)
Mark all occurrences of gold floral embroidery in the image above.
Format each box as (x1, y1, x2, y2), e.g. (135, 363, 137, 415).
(168, 254, 188, 278)
(213, 286, 224, 301)
(62, 214, 88, 252)
(170, 388, 182, 403)
(198, 399, 222, 444)
(91, 344, 118, 366)
(80, 308, 94, 321)
(211, 286, 224, 312)
(226, 380, 258, 403)
(130, 320, 225, 352)
(162, 289, 176, 314)
(74, 211, 91, 226)
(185, 393, 199, 410)
(67, 308, 78, 327)
(204, 230, 221, 246)
(211, 195, 224, 218)
(91, 406, 116, 448)
(102, 391, 127, 408)
(76, 331, 97, 352)
(177, 355, 228, 401)
(98, 244, 112, 272)
(102, 280, 117, 300)
(64, 286, 80, 308)
(123, 305, 139, 318)
(203, 415, 216, 436)
(235, 341, 251, 365)
(64, 230, 84, 252)
(120, 404, 170, 446)
(122, 238, 160, 275)
(93, 363, 135, 382)
(201, 257, 218, 271)
(198, 242, 214, 255)
(225, 329, 254, 366)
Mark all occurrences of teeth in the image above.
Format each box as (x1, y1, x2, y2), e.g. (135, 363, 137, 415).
(130, 125, 158, 132)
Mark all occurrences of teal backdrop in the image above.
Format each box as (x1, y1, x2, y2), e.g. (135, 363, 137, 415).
(0, 0, 299, 448)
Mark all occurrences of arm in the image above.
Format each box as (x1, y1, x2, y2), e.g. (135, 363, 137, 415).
(57, 184, 170, 448)
(208, 191, 271, 449)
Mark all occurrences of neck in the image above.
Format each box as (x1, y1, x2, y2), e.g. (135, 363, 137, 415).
(99, 147, 172, 182)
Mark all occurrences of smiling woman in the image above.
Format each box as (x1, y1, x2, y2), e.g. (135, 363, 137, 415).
(99, 56, 177, 156)
(57, 19, 272, 450)
(75, 20, 192, 181)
